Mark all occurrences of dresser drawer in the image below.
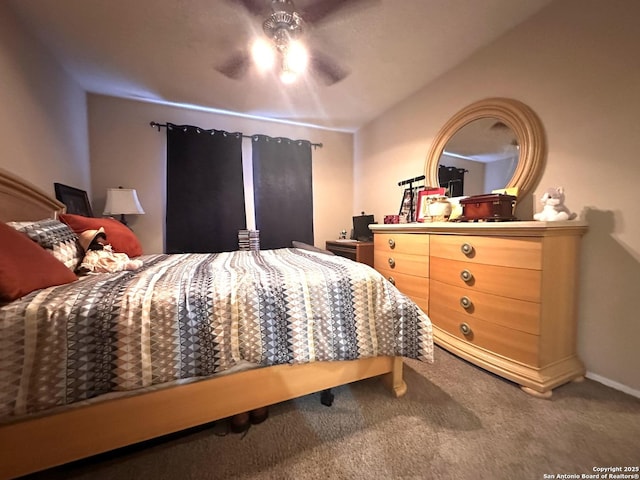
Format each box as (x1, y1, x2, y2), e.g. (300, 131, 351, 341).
(374, 250, 429, 277)
(430, 280, 540, 335)
(430, 235, 542, 270)
(431, 307, 540, 367)
(430, 257, 541, 302)
(374, 233, 429, 255)
(376, 267, 429, 310)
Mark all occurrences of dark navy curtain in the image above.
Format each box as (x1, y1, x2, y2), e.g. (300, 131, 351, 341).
(166, 124, 245, 253)
(439, 165, 467, 197)
(252, 135, 314, 250)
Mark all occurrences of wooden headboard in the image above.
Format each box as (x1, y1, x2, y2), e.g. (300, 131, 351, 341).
(0, 168, 66, 222)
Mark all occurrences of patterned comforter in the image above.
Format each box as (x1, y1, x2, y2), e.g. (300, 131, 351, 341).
(0, 248, 433, 420)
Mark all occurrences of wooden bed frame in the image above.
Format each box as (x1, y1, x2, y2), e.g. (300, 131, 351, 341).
(0, 168, 407, 479)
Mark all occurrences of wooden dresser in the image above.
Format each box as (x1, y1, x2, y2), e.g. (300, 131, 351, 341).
(371, 221, 588, 397)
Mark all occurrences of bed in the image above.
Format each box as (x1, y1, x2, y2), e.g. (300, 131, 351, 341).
(0, 167, 433, 479)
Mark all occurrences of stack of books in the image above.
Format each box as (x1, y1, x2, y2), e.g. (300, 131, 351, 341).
(238, 229, 260, 251)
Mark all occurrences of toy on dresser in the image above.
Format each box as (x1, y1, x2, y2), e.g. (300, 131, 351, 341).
(533, 187, 577, 221)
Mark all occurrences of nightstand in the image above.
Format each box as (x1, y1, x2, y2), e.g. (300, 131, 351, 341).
(325, 240, 374, 267)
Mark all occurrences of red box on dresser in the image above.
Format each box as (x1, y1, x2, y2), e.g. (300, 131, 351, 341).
(459, 194, 517, 221)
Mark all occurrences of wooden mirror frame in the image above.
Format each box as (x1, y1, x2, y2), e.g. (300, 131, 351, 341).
(424, 97, 546, 200)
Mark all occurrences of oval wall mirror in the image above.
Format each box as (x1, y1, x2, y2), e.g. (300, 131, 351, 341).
(424, 97, 546, 200)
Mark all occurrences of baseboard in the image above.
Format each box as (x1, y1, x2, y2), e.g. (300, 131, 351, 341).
(586, 371, 640, 399)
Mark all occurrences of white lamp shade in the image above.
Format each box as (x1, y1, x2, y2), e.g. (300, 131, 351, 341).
(103, 188, 145, 215)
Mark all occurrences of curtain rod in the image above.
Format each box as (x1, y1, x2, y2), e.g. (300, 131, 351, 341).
(150, 122, 323, 149)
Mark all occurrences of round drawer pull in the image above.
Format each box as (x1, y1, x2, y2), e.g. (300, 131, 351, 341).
(460, 323, 472, 336)
(388, 257, 396, 268)
(460, 269, 473, 282)
(387, 276, 396, 285)
(388, 238, 396, 249)
(460, 296, 472, 309)
(461, 243, 474, 256)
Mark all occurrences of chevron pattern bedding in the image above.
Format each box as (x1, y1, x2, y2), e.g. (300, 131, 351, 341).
(0, 248, 433, 420)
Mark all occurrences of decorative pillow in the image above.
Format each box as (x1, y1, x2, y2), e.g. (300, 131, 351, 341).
(59, 213, 143, 257)
(7, 218, 84, 271)
(0, 223, 77, 302)
(292, 241, 334, 255)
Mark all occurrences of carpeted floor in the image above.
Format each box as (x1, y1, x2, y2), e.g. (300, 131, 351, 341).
(24, 347, 640, 480)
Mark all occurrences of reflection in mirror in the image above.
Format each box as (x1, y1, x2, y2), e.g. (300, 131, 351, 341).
(424, 98, 546, 203)
(439, 118, 519, 196)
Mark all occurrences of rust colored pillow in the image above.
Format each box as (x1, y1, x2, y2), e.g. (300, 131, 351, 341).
(59, 213, 143, 257)
(0, 222, 77, 302)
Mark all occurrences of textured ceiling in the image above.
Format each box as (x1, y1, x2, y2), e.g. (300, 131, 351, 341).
(8, 0, 553, 132)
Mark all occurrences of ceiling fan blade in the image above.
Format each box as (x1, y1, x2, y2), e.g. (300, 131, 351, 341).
(301, 0, 378, 24)
(216, 51, 251, 80)
(309, 50, 349, 86)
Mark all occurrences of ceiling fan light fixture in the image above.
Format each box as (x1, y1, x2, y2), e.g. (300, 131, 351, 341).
(263, 1, 303, 41)
(280, 67, 297, 84)
(251, 38, 276, 71)
(270, 0, 295, 15)
(285, 40, 308, 74)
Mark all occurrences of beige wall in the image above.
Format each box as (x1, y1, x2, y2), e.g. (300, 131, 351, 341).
(87, 95, 354, 254)
(0, 2, 90, 196)
(355, 0, 640, 393)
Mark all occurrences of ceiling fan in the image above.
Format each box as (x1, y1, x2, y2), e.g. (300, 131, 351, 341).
(217, 0, 375, 85)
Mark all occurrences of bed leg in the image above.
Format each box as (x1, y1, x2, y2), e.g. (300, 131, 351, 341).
(320, 389, 334, 406)
(381, 356, 407, 397)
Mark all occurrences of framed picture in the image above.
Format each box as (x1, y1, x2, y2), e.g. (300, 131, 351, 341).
(398, 186, 425, 222)
(416, 190, 430, 222)
(54, 182, 93, 217)
(416, 188, 448, 222)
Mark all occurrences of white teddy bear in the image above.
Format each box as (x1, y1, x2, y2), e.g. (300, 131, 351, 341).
(533, 187, 577, 222)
